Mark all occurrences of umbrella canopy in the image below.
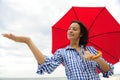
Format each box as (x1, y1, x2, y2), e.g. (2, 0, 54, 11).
(52, 7, 120, 64)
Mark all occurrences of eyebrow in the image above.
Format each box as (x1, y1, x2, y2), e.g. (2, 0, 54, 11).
(69, 26, 79, 29)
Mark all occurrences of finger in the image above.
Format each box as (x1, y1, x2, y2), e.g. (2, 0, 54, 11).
(2, 33, 16, 40)
(85, 57, 91, 61)
(91, 51, 102, 60)
(2, 34, 11, 38)
(2, 33, 9, 37)
(84, 55, 91, 61)
(85, 51, 91, 55)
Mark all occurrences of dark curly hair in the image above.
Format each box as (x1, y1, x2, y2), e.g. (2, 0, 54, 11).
(71, 20, 88, 47)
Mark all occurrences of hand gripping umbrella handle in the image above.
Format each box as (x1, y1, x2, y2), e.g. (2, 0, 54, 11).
(91, 51, 102, 60)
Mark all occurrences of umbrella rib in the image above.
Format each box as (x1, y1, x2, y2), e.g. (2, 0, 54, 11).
(88, 41, 119, 62)
(89, 31, 120, 38)
(52, 27, 67, 31)
(73, 7, 79, 20)
(88, 7, 105, 31)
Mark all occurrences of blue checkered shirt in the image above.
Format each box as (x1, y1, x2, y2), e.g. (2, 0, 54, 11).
(37, 46, 114, 80)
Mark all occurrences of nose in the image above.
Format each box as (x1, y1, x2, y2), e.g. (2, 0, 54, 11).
(70, 29, 74, 34)
(68, 29, 73, 33)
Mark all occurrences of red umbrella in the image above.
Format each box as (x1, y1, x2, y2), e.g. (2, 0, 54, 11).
(52, 7, 120, 64)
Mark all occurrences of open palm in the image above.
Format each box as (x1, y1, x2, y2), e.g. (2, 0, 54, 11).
(2, 33, 30, 43)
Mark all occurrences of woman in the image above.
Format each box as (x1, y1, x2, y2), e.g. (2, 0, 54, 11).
(2, 20, 114, 80)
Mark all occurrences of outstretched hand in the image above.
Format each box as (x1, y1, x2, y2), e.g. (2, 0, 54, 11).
(2, 33, 30, 43)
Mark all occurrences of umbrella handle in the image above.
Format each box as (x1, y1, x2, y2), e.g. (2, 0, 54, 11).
(91, 51, 102, 60)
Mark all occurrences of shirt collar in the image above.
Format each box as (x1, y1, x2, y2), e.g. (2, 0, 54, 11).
(65, 45, 84, 50)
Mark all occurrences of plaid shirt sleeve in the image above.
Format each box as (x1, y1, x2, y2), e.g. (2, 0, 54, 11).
(97, 58, 114, 78)
(36, 49, 63, 75)
(86, 46, 114, 78)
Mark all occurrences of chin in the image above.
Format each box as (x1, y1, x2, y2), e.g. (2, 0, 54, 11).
(67, 37, 74, 40)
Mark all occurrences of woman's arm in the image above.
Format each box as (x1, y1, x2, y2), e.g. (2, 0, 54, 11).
(85, 46, 113, 77)
(2, 33, 45, 64)
(84, 50, 110, 73)
(94, 58, 110, 73)
(26, 38, 46, 64)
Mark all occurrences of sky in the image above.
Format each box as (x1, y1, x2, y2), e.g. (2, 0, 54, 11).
(0, 0, 120, 78)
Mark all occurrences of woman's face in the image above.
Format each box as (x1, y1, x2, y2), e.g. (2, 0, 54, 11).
(67, 22, 82, 41)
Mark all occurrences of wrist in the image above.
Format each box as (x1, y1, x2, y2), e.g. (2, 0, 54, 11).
(94, 57, 103, 63)
(25, 37, 31, 44)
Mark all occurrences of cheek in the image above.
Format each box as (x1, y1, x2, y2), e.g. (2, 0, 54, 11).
(76, 32, 81, 38)
(75, 31, 80, 35)
(67, 31, 69, 37)
(67, 30, 70, 34)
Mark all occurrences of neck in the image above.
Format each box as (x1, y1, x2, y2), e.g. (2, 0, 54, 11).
(70, 40, 80, 48)
(70, 40, 81, 54)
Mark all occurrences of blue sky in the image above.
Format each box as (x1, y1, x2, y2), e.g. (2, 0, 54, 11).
(0, 0, 120, 78)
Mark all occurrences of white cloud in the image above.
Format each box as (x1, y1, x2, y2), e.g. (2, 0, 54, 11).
(114, 62, 120, 74)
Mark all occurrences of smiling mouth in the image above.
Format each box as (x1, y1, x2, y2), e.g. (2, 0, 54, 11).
(68, 34, 74, 37)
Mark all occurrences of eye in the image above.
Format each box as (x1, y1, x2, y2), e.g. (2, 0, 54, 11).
(73, 28, 77, 31)
(68, 27, 78, 31)
(68, 27, 71, 30)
